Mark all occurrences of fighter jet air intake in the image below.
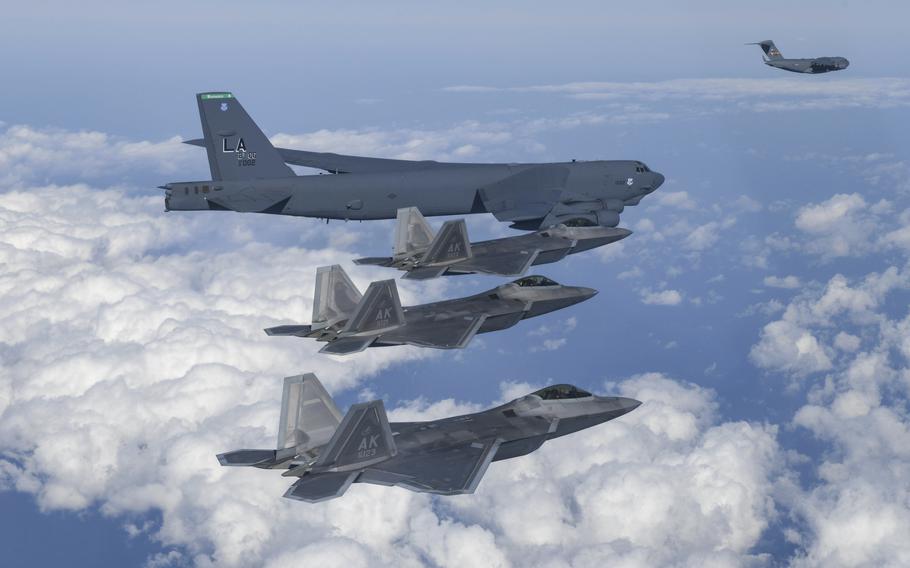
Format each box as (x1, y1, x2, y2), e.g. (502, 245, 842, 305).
(748, 40, 849, 74)
(218, 373, 642, 502)
(264, 265, 597, 355)
(162, 92, 664, 230)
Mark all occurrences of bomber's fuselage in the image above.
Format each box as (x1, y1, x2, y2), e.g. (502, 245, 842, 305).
(164, 160, 663, 227)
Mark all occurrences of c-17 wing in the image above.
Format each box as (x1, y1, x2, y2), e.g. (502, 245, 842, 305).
(361, 438, 502, 495)
(184, 139, 451, 174)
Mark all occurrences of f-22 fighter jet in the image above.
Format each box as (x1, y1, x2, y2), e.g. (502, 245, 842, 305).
(354, 207, 632, 279)
(163, 92, 664, 230)
(218, 373, 641, 502)
(748, 40, 849, 74)
(264, 265, 596, 355)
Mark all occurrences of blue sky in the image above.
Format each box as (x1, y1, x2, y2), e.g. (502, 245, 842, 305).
(2, 2, 910, 567)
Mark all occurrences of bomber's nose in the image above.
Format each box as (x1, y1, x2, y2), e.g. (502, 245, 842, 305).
(842, 59, 850, 69)
(651, 172, 665, 190)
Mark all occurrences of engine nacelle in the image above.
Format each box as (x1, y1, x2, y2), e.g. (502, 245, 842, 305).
(603, 199, 625, 213)
(595, 210, 620, 227)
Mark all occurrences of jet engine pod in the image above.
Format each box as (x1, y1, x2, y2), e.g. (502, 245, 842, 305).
(595, 210, 620, 227)
(603, 199, 625, 214)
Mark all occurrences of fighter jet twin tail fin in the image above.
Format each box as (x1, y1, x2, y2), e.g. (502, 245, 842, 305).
(218, 373, 397, 502)
(356, 207, 472, 280)
(265, 264, 406, 355)
(216, 373, 343, 467)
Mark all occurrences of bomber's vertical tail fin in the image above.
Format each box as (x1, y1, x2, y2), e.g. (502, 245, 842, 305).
(196, 92, 295, 181)
(340, 279, 405, 335)
(312, 400, 397, 472)
(394, 207, 436, 257)
(312, 265, 363, 328)
(749, 40, 783, 60)
(421, 219, 472, 266)
(276, 374, 344, 460)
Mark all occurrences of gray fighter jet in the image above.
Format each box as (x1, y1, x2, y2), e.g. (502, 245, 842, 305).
(162, 92, 664, 230)
(354, 207, 631, 279)
(264, 265, 596, 355)
(218, 373, 641, 502)
(748, 40, 849, 74)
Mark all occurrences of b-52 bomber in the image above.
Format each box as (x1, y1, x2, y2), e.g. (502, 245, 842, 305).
(162, 92, 664, 230)
(264, 265, 596, 355)
(748, 40, 849, 74)
(218, 373, 641, 502)
(355, 207, 631, 279)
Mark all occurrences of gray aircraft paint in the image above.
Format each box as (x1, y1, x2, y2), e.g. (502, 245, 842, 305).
(163, 92, 664, 230)
(748, 40, 849, 74)
(355, 207, 632, 279)
(218, 374, 641, 502)
(264, 265, 597, 355)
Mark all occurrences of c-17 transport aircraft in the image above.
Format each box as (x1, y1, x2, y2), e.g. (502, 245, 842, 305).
(264, 265, 596, 355)
(218, 373, 641, 502)
(354, 207, 632, 279)
(748, 40, 849, 74)
(162, 92, 664, 230)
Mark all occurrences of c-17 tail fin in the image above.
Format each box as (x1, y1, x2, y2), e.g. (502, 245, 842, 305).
(196, 92, 295, 181)
(748, 40, 783, 60)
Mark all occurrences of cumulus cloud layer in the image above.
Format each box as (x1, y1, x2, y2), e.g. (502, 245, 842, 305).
(750, 265, 910, 567)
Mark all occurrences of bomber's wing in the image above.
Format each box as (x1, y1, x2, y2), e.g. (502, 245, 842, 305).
(379, 314, 486, 349)
(478, 165, 570, 225)
(362, 438, 502, 495)
(183, 139, 450, 174)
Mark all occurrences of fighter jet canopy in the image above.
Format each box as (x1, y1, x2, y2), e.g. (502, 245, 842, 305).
(513, 275, 559, 287)
(532, 384, 593, 400)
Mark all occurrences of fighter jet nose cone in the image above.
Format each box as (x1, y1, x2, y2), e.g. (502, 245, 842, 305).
(582, 287, 599, 298)
(619, 397, 642, 412)
(616, 227, 633, 239)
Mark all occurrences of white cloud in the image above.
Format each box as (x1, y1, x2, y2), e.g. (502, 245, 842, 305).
(445, 78, 910, 113)
(750, 264, 910, 566)
(764, 275, 802, 289)
(640, 288, 683, 306)
(794, 193, 886, 259)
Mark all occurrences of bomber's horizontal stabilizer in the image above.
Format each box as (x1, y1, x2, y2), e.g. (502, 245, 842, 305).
(284, 472, 358, 502)
(265, 325, 313, 337)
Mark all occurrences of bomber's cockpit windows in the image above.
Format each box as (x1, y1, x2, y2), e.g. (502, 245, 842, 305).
(634, 161, 650, 173)
(532, 384, 592, 400)
(514, 275, 559, 287)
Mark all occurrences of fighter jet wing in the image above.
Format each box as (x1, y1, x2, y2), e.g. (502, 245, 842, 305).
(454, 250, 539, 277)
(380, 314, 486, 349)
(319, 335, 377, 355)
(366, 438, 502, 495)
